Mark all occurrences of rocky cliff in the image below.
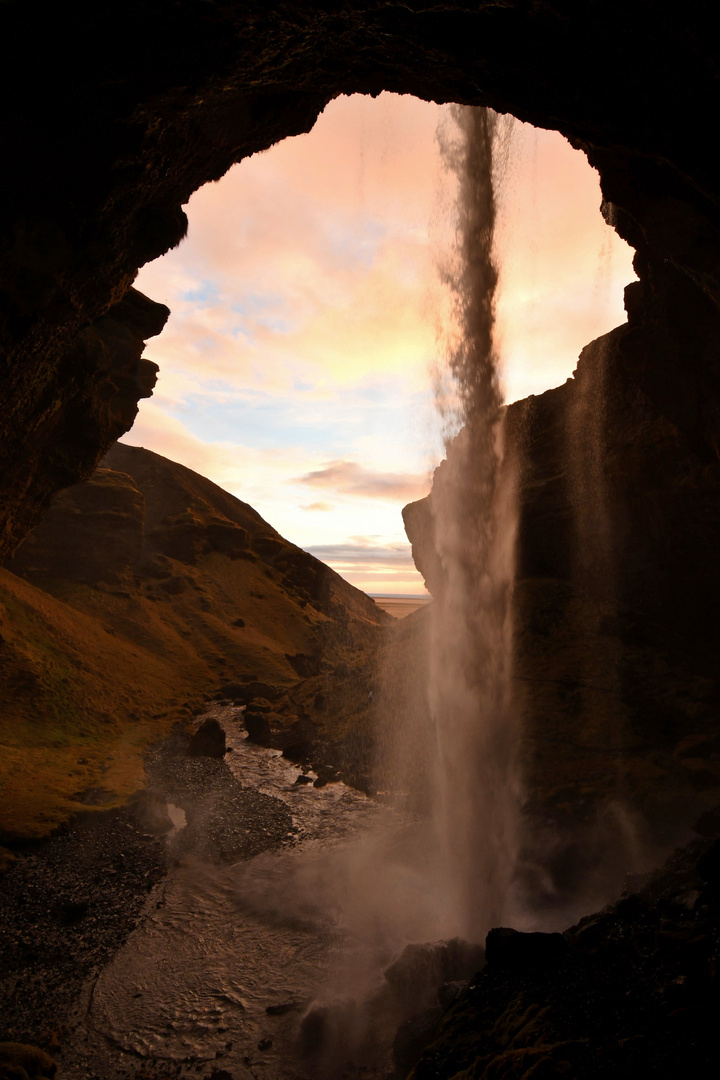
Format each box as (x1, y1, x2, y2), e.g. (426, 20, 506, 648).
(404, 310, 720, 910)
(408, 822, 720, 1079)
(1, 2, 720, 560)
(0, 443, 387, 842)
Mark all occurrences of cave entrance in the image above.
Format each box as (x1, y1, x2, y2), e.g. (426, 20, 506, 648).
(129, 92, 635, 600)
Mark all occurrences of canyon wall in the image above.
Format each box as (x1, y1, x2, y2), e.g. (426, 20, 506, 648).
(405, 308, 720, 907)
(1, 1, 720, 559)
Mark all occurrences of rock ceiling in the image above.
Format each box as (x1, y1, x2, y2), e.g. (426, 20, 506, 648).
(1, 1, 719, 558)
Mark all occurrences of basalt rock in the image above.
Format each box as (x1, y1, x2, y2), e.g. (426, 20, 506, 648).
(188, 717, 226, 758)
(385, 939, 486, 1014)
(2, 3, 720, 561)
(8, 467, 144, 585)
(404, 313, 720, 895)
(0, 1041, 57, 1079)
(409, 826, 720, 1080)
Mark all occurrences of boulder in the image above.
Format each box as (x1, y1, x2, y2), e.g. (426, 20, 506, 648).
(244, 711, 271, 744)
(0, 1043, 56, 1079)
(127, 789, 174, 835)
(485, 928, 569, 969)
(188, 718, 226, 758)
(385, 938, 486, 1012)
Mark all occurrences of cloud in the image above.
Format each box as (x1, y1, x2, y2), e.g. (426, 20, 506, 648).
(304, 538, 429, 595)
(295, 460, 430, 502)
(122, 404, 425, 560)
(307, 540, 417, 567)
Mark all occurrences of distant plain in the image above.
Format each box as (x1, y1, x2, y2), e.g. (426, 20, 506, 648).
(372, 595, 431, 619)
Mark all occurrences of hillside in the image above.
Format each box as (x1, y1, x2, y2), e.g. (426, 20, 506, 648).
(0, 443, 388, 844)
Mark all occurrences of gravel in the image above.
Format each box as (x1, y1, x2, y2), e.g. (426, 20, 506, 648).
(0, 722, 295, 1063)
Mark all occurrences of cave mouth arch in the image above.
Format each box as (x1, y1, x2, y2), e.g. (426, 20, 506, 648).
(2, 2, 719, 563)
(3, 10, 720, 1069)
(125, 91, 635, 596)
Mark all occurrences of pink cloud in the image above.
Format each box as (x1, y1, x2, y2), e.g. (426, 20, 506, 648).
(296, 460, 430, 502)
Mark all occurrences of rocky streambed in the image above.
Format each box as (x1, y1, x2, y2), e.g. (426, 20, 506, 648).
(2, 707, 447, 1080)
(6, 705, 718, 1080)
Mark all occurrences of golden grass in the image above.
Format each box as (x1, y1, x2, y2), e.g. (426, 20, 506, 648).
(0, 550, 325, 841)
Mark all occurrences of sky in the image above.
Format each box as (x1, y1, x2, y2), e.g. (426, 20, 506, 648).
(127, 93, 635, 596)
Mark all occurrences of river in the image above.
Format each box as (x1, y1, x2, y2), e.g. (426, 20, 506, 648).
(62, 706, 450, 1080)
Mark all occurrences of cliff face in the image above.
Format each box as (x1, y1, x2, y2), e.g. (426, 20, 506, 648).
(1, 444, 387, 841)
(1, 2, 720, 558)
(398, 305, 720, 1078)
(404, 310, 720, 900)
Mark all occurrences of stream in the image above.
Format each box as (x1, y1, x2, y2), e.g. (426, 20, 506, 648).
(63, 707, 448, 1080)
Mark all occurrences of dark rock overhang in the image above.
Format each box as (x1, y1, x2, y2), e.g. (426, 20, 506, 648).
(2, 1, 720, 558)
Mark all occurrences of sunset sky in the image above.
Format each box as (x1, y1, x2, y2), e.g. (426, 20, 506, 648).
(127, 93, 635, 596)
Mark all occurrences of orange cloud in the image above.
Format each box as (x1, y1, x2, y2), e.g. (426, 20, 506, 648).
(296, 460, 430, 502)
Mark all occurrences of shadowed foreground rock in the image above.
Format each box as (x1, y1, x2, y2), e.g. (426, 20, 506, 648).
(0, 1042, 56, 1080)
(408, 827, 720, 1079)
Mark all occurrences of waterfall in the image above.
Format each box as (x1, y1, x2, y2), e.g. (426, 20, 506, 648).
(427, 105, 521, 938)
(280, 106, 524, 1075)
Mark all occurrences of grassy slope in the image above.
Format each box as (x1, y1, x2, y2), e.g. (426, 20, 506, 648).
(0, 447, 387, 843)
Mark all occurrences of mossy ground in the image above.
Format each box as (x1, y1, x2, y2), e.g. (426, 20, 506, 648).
(0, 546, 381, 842)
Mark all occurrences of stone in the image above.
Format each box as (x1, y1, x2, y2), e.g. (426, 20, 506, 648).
(485, 928, 569, 969)
(127, 789, 174, 836)
(285, 653, 321, 678)
(282, 742, 311, 764)
(411, 834, 720, 1080)
(188, 719, 226, 758)
(385, 939, 486, 1012)
(393, 1005, 444, 1077)
(243, 712, 271, 744)
(437, 980, 467, 1009)
(0, 1043, 56, 1079)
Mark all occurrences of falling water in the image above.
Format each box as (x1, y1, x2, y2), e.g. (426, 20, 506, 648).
(63, 106, 524, 1080)
(426, 105, 521, 938)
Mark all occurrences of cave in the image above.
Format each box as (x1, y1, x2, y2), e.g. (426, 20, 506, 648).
(2, 1, 720, 559)
(3, 3, 720, 1078)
